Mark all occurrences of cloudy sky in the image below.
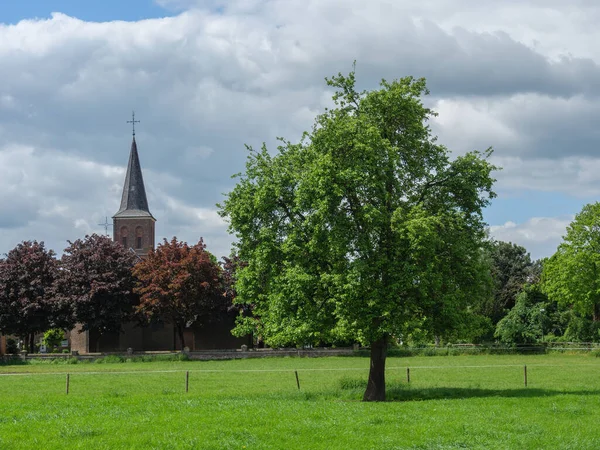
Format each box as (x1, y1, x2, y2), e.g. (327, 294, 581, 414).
(1, 0, 599, 260)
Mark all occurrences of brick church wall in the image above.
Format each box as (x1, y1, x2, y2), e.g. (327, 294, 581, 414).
(113, 217, 155, 257)
(70, 324, 89, 354)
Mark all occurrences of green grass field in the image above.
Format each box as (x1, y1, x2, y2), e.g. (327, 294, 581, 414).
(1, 353, 599, 449)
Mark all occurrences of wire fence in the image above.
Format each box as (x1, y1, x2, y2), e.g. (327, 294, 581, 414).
(2, 360, 600, 398)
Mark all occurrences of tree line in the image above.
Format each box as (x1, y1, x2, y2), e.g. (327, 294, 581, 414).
(0, 235, 235, 353)
(495, 202, 600, 346)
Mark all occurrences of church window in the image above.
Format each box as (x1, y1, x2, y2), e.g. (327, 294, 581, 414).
(136, 227, 143, 249)
(120, 226, 129, 248)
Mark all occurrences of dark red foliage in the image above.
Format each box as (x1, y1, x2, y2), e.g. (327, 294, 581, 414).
(0, 241, 57, 352)
(54, 234, 138, 335)
(134, 237, 224, 349)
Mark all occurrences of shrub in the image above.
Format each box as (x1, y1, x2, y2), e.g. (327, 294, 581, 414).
(6, 338, 18, 355)
(43, 329, 65, 349)
(96, 355, 125, 364)
(338, 376, 365, 390)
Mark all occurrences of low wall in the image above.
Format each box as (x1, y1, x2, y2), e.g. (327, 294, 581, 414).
(1, 347, 356, 363)
(186, 348, 356, 360)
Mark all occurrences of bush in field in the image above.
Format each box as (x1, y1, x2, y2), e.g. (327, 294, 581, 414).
(43, 328, 64, 349)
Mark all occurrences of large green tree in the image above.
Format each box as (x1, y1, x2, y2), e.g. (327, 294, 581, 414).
(543, 202, 600, 332)
(220, 69, 497, 401)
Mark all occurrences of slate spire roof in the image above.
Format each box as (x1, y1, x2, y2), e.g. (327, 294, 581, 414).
(113, 137, 155, 219)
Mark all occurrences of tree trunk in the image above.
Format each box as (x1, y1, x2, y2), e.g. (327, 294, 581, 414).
(594, 303, 600, 322)
(363, 335, 388, 402)
(177, 325, 185, 351)
(29, 333, 35, 354)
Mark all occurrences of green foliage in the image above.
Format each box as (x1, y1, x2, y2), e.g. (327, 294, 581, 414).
(43, 329, 65, 349)
(481, 241, 537, 327)
(563, 313, 600, 342)
(220, 68, 497, 351)
(27, 357, 80, 365)
(96, 355, 125, 364)
(338, 375, 366, 390)
(494, 285, 549, 344)
(543, 203, 600, 327)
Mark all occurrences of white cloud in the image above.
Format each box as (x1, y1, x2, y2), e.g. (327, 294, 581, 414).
(2, 0, 600, 259)
(489, 216, 572, 259)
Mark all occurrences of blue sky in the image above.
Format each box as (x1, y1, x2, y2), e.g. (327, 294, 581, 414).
(1, 0, 599, 260)
(0, 0, 173, 24)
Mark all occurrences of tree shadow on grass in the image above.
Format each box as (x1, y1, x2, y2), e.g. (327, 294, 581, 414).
(386, 385, 600, 402)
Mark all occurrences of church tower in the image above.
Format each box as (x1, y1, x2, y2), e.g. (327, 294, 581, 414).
(112, 134, 155, 257)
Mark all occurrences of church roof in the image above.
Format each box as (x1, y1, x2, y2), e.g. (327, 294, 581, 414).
(113, 137, 155, 220)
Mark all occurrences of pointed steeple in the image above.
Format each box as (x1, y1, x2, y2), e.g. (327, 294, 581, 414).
(113, 137, 154, 219)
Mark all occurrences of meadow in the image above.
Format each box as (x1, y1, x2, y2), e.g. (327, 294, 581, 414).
(1, 353, 599, 449)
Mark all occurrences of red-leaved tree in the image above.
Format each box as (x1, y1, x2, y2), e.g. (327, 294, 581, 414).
(0, 241, 57, 352)
(133, 237, 224, 350)
(54, 234, 138, 337)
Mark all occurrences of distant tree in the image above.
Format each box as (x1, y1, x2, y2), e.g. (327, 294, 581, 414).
(0, 241, 57, 352)
(543, 203, 600, 334)
(133, 237, 224, 350)
(54, 234, 138, 337)
(220, 68, 497, 401)
(495, 285, 549, 344)
(480, 240, 535, 326)
(562, 312, 600, 342)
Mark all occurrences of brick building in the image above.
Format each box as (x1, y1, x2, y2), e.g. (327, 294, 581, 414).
(70, 135, 247, 353)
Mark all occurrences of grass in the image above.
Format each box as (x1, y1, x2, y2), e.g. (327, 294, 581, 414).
(1, 354, 600, 449)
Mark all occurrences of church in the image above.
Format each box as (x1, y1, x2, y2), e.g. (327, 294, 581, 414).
(70, 127, 248, 354)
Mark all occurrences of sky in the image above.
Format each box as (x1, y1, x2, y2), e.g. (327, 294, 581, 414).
(1, 0, 599, 261)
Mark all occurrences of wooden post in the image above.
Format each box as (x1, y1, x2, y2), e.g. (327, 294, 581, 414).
(295, 370, 300, 390)
(407, 367, 410, 383)
(524, 365, 527, 387)
(185, 371, 189, 393)
(66, 373, 70, 395)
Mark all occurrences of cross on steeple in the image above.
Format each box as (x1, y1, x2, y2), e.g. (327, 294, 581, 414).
(127, 111, 140, 137)
(98, 216, 113, 236)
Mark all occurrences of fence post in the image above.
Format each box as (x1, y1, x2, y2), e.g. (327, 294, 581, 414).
(295, 370, 300, 390)
(407, 367, 410, 383)
(186, 371, 189, 393)
(66, 373, 70, 395)
(524, 365, 527, 387)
